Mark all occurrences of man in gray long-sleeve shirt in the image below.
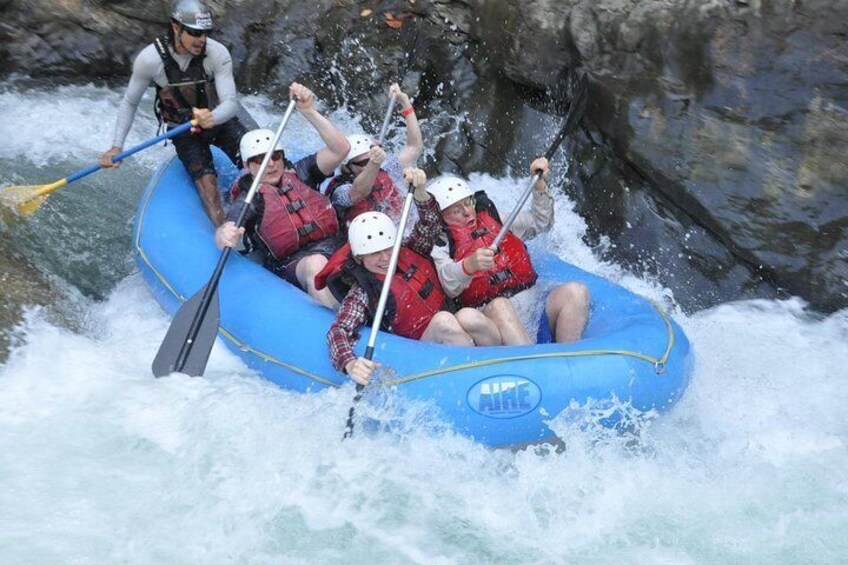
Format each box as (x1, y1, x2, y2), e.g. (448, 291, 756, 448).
(99, 0, 249, 226)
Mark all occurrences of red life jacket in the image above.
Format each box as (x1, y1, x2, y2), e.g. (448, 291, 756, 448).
(445, 192, 537, 308)
(325, 170, 404, 225)
(315, 243, 446, 340)
(229, 172, 339, 261)
(152, 35, 218, 125)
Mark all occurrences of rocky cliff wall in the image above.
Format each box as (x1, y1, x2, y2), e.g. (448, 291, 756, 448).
(2, 0, 845, 312)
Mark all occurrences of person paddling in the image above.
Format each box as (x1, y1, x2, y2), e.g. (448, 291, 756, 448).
(325, 83, 423, 228)
(214, 83, 350, 309)
(317, 168, 502, 385)
(99, 0, 251, 227)
(430, 158, 591, 344)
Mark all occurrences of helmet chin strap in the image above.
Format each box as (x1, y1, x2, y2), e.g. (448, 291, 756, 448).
(173, 23, 197, 54)
(179, 27, 193, 52)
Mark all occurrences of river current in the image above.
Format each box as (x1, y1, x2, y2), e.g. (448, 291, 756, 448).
(0, 84, 846, 564)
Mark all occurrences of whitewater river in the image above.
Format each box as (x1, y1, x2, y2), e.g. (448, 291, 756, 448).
(1, 84, 846, 564)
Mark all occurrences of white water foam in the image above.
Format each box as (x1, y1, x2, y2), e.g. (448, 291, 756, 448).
(1, 84, 847, 563)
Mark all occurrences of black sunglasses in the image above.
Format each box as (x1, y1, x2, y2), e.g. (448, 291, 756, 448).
(350, 158, 370, 168)
(248, 150, 284, 166)
(182, 26, 209, 38)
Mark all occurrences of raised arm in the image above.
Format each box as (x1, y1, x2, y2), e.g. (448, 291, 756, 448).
(348, 144, 386, 204)
(510, 157, 554, 240)
(391, 83, 423, 169)
(403, 168, 444, 257)
(290, 82, 350, 176)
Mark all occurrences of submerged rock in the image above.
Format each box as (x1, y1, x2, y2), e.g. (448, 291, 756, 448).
(0, 232, 55, 362)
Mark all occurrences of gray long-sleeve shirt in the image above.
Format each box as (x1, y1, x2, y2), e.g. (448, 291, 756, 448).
(111, 37, 239, 148)
(431, 188, 554, 298)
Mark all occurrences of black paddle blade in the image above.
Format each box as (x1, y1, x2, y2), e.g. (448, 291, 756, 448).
(342, 384, 366, 440)
(152, 285, 220, 378)
(544, 72, 589, 160)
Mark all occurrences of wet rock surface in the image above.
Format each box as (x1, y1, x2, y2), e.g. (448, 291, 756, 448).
(1, 0, 845, 313)
(0, 233, 54, 363)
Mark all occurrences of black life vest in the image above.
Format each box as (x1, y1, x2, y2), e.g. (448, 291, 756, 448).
(152, 35, 219, 125)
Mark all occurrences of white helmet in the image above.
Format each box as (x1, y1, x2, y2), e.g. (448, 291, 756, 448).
(171, 0, 213, 31)
(428, 175, 474, 211)
(342, 134, 374, 166)
(349, 212, 397, 256)
(240, 129, 283, 164)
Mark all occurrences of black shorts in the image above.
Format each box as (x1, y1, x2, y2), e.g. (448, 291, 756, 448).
(169, 117, 248, 181)
(268, 236, 344, 288)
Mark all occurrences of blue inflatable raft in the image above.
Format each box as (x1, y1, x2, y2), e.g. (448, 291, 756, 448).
(134, 150, 693, 447)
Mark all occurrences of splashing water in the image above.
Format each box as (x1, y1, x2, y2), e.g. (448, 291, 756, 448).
(1, 83, 847, 563)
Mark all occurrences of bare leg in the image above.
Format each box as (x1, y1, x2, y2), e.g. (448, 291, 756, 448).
(481, 297, 532, 345)
(296, 254, 339, 309)
(420, 312, 475, 346)
(195, 173, 226, 227)
(546, 282, 590, 343)
(455, 307, 502, 345)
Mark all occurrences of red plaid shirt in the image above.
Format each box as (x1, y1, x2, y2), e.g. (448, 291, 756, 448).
(327, 197, 443, 372)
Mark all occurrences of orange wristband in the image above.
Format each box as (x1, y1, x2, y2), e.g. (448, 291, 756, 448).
(401, 106, 415, 117)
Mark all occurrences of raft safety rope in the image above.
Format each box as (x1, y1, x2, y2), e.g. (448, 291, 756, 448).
(136, 161, 675, 389)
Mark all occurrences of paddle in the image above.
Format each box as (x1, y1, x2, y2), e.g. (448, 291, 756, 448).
(343, 186, 416, 440)
(342, 30, 423, 437)
(491, 73, 588, 248)
(152, 100, 298, 378)
(374, 23, 419, 147)
(1, 120, 197, 217)
(376, 92, 398, 145)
